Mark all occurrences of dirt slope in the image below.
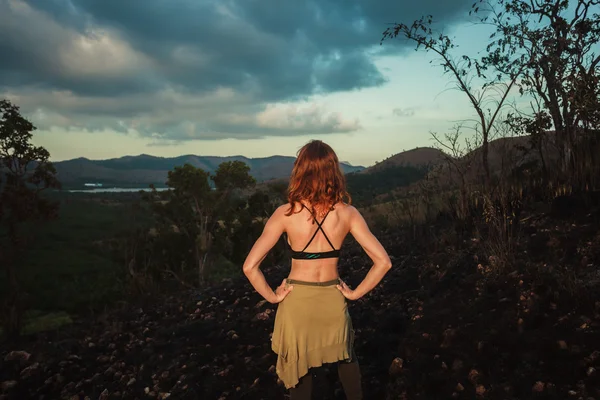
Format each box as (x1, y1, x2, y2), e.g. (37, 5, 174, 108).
(1, 203, 599, 399)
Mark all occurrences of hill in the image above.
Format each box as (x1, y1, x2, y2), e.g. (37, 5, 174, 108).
(52, 154, 365, 188)
(354, 135, 556, 206)
(362, 147, 445, 174)
(363, 135, 548, 179)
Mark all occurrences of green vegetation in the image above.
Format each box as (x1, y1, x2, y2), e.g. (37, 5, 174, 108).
(132, 161, 260, 288)
(0, 162, 427, 330)
(0, 190, 151, 337)
(346, 164, 429, 207)
(15, 192, 141, 313)
(0, 171, 290, 333)
(1, 99, 60, 338)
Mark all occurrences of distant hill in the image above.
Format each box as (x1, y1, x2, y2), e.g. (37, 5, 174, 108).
(379, 134, 566, 203)
(362, 147, 445, 174)
(250, 147, 446, 205)
(434, 134, 557, 182)
(352, 135, 558, 205)
(52, 154, 365, 188)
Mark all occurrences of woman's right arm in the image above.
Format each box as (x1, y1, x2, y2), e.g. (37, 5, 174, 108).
(338, 206, 392, 300)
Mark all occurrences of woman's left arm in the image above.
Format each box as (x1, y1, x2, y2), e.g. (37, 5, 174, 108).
(242, 205, 291, 303)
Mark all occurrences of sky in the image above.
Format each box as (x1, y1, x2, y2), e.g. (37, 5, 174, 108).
(0, 0, 499, 168)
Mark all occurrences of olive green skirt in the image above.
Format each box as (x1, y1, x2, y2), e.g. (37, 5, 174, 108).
(271, 278, 355, 389)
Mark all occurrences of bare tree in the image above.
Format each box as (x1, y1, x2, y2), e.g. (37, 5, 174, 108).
(474, 0, 600, 181)
(382, 16, 524, 184)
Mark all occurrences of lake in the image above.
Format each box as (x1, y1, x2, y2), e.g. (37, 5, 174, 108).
(67, 187, 169, 193)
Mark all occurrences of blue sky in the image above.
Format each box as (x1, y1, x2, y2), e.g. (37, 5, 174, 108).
(0, 0, 500, 167)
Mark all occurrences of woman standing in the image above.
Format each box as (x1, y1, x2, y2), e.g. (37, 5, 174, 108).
(242, 140, 392, 399)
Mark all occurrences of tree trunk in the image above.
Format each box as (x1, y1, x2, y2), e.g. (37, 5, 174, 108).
(537, 139, 548, 184)
(482, 137, 491, 185)
(3, 263, 23, 339)
(2, 221, 24, 340)
(196, 245, 209, 287)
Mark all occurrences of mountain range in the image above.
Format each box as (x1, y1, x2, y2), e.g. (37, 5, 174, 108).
(52, 154, 366, 187)
(49, 135, 550, 189)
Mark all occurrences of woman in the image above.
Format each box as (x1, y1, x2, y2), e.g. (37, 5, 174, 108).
(242, 140, 392, 399)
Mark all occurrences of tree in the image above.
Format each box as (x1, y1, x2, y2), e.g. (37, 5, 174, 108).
(381, 16, 524, 184)
(0, 99, 60, 339)
(474, 0, 600, 182)
(212, 161, 255, 193)
(143, 161, 256, 286)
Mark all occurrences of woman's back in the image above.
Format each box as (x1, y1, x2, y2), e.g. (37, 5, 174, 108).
(285, 202, 351, 282)
(242, 140, 390, 398)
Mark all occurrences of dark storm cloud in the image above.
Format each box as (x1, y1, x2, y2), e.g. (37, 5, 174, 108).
(0, 0, 474, 140)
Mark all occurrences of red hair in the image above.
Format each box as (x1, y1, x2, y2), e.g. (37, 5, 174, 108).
(286, 140, 351, 217)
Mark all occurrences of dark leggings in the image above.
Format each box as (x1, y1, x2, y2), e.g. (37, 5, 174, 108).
(289, 358, 362, 400)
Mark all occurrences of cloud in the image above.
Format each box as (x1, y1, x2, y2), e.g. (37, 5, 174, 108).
(4, 87, 360, 140)
(392, 107, 417, 117)
(0, 0, 473, 141)
(236, 103, 361, 134)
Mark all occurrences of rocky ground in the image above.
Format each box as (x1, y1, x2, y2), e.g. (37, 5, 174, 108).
(1, 202, 600, 399)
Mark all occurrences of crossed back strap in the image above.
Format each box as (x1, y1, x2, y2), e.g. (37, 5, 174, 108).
(300, 204, 336, 252)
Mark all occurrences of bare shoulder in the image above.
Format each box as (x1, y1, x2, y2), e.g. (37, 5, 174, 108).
(273, 203, 291, 217)
(272, 203, 300, 219)
(333, 202, 360, 221)
(334, 202, 358, 214)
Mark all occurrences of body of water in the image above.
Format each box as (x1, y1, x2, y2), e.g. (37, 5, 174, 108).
(67, 187, 169, 193)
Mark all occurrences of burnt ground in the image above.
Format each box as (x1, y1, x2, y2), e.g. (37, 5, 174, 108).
(1, 203, 600, 400)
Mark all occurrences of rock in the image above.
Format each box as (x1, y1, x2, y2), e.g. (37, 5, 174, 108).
(253, 311, 270, 321)
(533, 381, 545, 392)
(4, 351, 31, 363)
(255, 300, 267, 309)
(0, 381, 17, 392)
(468, 369, 480, 384)
(388, 357, 403, 376)
(20, 362, 40, 378)
(476, 385, 486, 396)
(558, 340, 568, 349)
(97, 355, 110, 363)
(452, 359, 463, 372)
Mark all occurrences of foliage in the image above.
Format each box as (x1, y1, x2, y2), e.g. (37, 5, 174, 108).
(128, 161, 261, 289)
(473, 0, 600, 183)
(376, 0, 600, 275)
(346, 165, 429, 207)
(0, 99, 60, 339)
